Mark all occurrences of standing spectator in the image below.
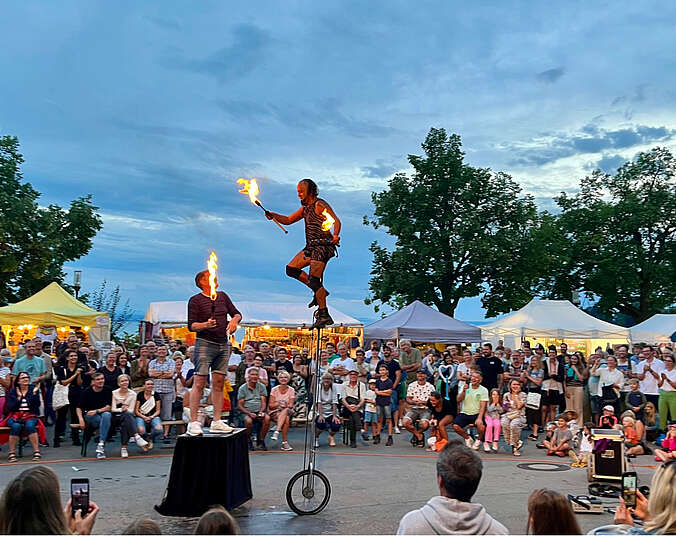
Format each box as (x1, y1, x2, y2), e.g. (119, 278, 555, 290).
(99, 352, 122, 390)
(564, 353, 587, 427)
(376, 346, 402, 435)
(397, 440, 508, 535)
(315, 373, 341, 447)
(587, 350, 606, 423)
(250, 355, 270, 387)
(522, 354, 544, 441)
(657, 351, 676, 428)
(475, 343, 503, 392)
(526, 489, 581, 535)
(453, 370, 489, 450)
(34, 336, 56, 426)
(341, 369, 365, 448)
(11, 340, 48, 385)
(558, 343, 570, 364)
(505, 352, 527, 389)
(616, 345, 635, 405)
(290, 354, 308, 420)
(53, 350, 84, 448)
(635, 345, 665, 417)
(112, 374, 149, 457)
(134, 379, 162, 450)
(3, 371, 43, 461)
(502, 379, 527, 456)
(542, 346, 565, 424)
(148, 345, 176, 440)
(131, 345, 150, 389)
(0, 350, 12, 417)
(235, 346, 256, 394)
(268, 370, 295, 451)
(274, 347, 294, 379)
(328, 343, 355, 384)
(57, 334, 88, 369)
(76, 372, 113, 459)
(362, 378, 378, 440)
(399, 338, 423, 395)
(118, 352, 131, 376)
(592, 355, 623, 416)
(237, 368, 270, 451)
(354, 348, 369, 383)
(402, 370, 435, 447)
(456, 350, 474, 388)
(374, 365, 394, 446)
(624, 379, 647, 425)
(365, 340, 383, 363)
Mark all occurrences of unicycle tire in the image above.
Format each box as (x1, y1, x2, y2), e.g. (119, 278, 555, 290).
(286, 469, 331, 515)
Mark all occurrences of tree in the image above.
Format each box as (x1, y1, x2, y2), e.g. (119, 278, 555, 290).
(543, 147, 675, 323)
(0, 136, 102, 305)
(364, 128, 541, 317)
(87, 280, 135, 342)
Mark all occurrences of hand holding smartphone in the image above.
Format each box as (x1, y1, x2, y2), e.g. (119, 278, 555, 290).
(622, 471, 637, 509)
(70, 478, 90, 518)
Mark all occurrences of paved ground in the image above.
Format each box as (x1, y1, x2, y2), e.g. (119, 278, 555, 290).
(0, 427, 658, 534)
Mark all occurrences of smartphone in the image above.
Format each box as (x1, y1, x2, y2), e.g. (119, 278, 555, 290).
(622, 471, 637, 508)
(70, 478, 90, 517)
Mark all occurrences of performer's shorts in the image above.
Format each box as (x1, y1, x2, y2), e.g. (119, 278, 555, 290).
(194, 338, 230, 376)
(303, 244, 336, 263)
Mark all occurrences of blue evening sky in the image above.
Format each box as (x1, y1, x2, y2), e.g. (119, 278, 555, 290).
(2, 2, 675, 323)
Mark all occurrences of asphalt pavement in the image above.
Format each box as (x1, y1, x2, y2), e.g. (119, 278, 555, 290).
(0, 427, 658, 534)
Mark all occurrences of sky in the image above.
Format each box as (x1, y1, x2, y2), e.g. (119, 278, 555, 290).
(2, 1, 676, 325)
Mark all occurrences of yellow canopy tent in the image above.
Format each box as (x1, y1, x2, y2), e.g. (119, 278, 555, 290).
(0, 282, 110, 349)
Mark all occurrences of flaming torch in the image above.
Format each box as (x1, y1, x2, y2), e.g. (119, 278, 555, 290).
(237, 178, 288, 234)
(321, 209, 335, 232)
(207, 251, 218, 318)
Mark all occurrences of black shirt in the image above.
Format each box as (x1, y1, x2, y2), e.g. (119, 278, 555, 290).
(427, 397, 456, 420)
(79, 386, 113, 412)
(275, 360, 294, 376)
(376, 359, 401, 385)
(99, 366, 122, 391)
(476, 356, 504, 391)
(137, 391, 161, 417)
(187, 291, 241, 344)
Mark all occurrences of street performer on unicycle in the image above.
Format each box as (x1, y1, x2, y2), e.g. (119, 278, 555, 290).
(265, 178, 341, 329)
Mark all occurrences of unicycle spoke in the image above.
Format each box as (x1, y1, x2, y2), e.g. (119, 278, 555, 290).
(286, 469, 331, 515)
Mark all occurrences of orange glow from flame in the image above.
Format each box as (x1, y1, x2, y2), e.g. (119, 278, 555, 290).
(237, 178, 260, 205)
(321, 209, 335, 232)
(207, 251, 218, 300)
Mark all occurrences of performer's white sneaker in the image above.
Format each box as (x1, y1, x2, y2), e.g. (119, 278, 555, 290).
(210, 420, 234, 434)
(187, 421, 204, 436)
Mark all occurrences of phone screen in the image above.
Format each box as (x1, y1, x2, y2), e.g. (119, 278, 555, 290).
(622, 472, 637, 508)
(70, 479, 89, 517)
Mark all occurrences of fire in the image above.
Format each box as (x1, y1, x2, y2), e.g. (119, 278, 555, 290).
(207, 251, 218, 300)
(321, 209, 335, 232)
(237, 178, 260, 204)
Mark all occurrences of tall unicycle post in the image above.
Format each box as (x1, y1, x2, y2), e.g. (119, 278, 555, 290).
(285, 319, 332, 515)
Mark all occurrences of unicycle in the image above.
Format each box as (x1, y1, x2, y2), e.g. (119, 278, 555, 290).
(285, 322, 332, 515)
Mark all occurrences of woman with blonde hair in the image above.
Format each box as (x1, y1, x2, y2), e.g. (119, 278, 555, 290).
(526, 489, 581, 534)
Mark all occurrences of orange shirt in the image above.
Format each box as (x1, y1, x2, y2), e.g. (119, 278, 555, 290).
(624, 425, 639, 444)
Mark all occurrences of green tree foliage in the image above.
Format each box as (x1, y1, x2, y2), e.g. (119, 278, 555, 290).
(544, 147, 675, 322)
(364, 128, 541, 317)
(0, 135, 102, 305)
(87, 280, 134, 341)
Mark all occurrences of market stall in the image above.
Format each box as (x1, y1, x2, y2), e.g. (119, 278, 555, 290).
(0, 282, 110, 354)
(142, 301, 363, 351)
(630, 314, 676, 344)
(480, 299, 630, 354)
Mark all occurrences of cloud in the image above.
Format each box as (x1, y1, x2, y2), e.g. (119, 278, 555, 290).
(360, 160, 400, 178)
(536, 67, 565, 83)
(163, 23, 272, 83)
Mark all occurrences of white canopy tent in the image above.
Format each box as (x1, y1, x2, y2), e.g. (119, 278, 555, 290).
(143, 301, 362, 329)
(480, 299, 630, 350)
(630, 314, 676, 344)
(363, 300, 482, 343)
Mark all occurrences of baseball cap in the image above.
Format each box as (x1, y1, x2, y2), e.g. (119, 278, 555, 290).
(348, 369, 358, 375)
(368, 378, 376, 384)
(603, 405, 615, 412)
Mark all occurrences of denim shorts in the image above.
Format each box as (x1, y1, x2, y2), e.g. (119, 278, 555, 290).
(377, 405, 392, 420)
(194, 338, 231, 376)
(135, 416, 162, 431)
(389, 389, 399, 413)
(364, 411, 378, 423)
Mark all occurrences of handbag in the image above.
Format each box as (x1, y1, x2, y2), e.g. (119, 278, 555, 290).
(525, 391, 541, 410)
(504, 410, 521, 420)
(52, 382, 69, 410)
(601, 385, 618, 403)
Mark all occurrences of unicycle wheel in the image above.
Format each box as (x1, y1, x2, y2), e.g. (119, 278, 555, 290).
(286, 469, 331, 515)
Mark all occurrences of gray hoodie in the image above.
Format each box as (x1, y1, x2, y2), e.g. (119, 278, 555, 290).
(397, 496, 509, 535)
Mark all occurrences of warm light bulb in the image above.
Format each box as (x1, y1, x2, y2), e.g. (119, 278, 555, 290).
(83, 326, 90, 332)
(26, 324, 33, 330)
(263, 324, 271, 330)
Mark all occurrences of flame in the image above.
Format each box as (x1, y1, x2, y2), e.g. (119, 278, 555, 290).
(207, 251, 218, 300)
(237, 178, 260, 205)
(321, 209, 335, 232)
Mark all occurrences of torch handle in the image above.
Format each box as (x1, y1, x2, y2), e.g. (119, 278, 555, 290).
(255, 201, 289, 234)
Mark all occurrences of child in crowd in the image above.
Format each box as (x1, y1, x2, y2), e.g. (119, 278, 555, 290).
(654, 423, 676, 462)
(571, 422, 595, 467)
(623, 416, 645, 457)
(598, 405, 619, 429)
(374, 365, 394, 446)
(624, 379, 646, 423)
(361, 378, 378, 440)
(485, 388, 504, 452)
(544, 415, 572, 457)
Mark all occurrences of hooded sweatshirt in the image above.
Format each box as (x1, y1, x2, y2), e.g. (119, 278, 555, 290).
(397, 496, 508, 535)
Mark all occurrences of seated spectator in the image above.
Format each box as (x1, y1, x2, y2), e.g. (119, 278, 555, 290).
(543, 415, 572, 457)
(76, 372, 113, 459)
(397, 440, 507, 534)
(340, 369, 365, 448)
(1, 371, 45, 461)
(268, 370, 295, 451)
(194, 505, 239, 535)
(622, 415, 645, 457)
(402, 369, 435, 448)
(315, 372, 341, 447)
(598, 405, 619, 429)
(99, 351, 123, 390)
(484, 388, 504, 453)
(526, 489, 581, 534)
(123, 518, 162, 535)
(426, 391, 455, 449)
(0, 465, 100, 534)
(501, 379, 527, 456)
(654, 422, 676, 462)
(134, 379, 163, 450)
(237, 367, 270, 451)
(0, 350, 12, 417)
(453, 370, 489, 451)
(112, 374, 149, 457)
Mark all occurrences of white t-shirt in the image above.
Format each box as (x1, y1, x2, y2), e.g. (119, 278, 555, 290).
(636, 359, 666, 395)
(660, 368, 676, 392)
(597, 368, 624, 396)
(364, 389, 377, 414)
(318, 385, 339, 418)
(456, 362, 471, 390)
(226, 353, 241, 385)
(0, 366, 10, 397)
(365, 350, 383, 362)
